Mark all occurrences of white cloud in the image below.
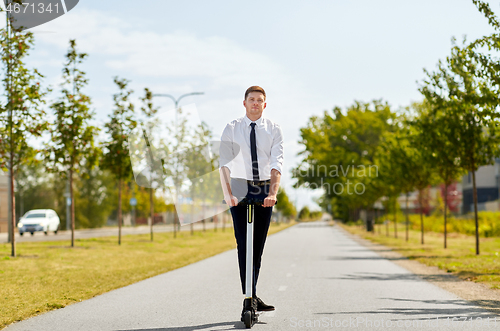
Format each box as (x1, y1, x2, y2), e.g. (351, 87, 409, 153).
(32, 9, 290, 88)
(30, 7, 322, 209)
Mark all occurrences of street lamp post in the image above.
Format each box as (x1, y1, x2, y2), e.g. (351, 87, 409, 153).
(152, 92, 204, 238)
(153, 92, 204, 111)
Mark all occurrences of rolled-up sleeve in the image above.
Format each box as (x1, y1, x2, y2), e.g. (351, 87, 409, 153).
(270, 125, 284, 174)
(219, 124, 234, 172)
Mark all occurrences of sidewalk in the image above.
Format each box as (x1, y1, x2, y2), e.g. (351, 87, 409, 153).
(4, 221, 495, 330)
(0, 221, 232, 244)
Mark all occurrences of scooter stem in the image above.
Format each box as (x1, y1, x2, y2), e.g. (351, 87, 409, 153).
(245, 203, 254, 299)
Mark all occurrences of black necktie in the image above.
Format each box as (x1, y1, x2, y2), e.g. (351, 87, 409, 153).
(250, 122, 260, 181)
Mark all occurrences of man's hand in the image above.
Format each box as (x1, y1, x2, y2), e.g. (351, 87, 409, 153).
(225, 195, 239, 207)
(263, 194, 277, 207)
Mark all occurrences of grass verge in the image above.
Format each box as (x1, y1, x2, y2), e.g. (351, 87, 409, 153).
(0, 221, 295, 329)
(339, 222, 500, 291)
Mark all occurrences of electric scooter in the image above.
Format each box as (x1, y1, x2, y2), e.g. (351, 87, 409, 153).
(225, 197, 276, 328)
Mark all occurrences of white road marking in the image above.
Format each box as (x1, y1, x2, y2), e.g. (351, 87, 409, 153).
(278, 286, 287, 291)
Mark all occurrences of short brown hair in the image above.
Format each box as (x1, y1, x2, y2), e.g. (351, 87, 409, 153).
(245, 86, 266, 100)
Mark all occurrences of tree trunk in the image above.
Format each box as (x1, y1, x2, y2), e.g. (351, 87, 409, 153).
(214, 215, 218, 232)
(118, 178, 122, 245)
(419, 189, 424, 245)
(190, 204, 194, 235)
(150, 187, 154, 242)
(365, 208, 370, 232)
(472, 170, 479, 255)
(7, 14, 15, 257)
(173, 208, 177, 238)
(222, 212, 226, 232)
(393, 199, 397, 239)
(405, 192, 409, 242)
(9, 151, 16, 257)
(386, 215, 389, 237)
(70, 168, 75, 248)
(444, 183, 448, 249)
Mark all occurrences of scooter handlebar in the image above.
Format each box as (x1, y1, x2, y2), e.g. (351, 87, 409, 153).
(222, 198, 278, 206)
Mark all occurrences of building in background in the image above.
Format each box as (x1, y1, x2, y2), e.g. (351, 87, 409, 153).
(371, 181, 463, 221)
(462, 158, 500, 213)
(396, 182, 462, 216)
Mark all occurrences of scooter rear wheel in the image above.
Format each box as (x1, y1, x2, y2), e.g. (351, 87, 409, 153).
(244, 311, 252, 328)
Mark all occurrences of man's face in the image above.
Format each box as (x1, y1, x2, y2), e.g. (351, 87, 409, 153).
(243, 92, 266, 119)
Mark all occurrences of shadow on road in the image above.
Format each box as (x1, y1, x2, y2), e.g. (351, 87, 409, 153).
(115, 320, 267, 331)
(327, 271, 461, 282)
(327, 271, 500, 286)
(326, 255, 409, 261)
(340, 248, 415, 253)
(327, 251, 457, 260)
(314, 297, 499, 318)
(296, 222, 331, 228)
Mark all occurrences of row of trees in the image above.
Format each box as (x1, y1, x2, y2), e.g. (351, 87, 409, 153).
(294, 0, 500, 255)
(0, 19, 165, 255)
(0, 19, 297, 256)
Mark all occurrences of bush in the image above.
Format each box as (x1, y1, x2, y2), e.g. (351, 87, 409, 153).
(405, 211, 500, 237)
(298, 206, 310, 220)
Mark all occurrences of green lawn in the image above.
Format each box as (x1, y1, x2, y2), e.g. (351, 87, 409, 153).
(0, 221, 295, 330)
(340, 222, 500, 290)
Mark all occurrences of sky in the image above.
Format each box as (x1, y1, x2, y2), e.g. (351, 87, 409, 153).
(6, 0, 499, 211)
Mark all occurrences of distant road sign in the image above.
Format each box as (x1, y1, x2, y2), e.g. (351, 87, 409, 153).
(130, 198, 137, 206)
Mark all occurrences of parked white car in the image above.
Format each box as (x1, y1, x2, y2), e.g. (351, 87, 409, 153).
(18, 209, 60, 236)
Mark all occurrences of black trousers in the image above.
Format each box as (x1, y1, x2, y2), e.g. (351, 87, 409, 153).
(230, 180, 273, 297)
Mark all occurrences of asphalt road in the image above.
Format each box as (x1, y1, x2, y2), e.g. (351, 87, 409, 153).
(4, 221, 497, 331)
(0, 221, 228, 244)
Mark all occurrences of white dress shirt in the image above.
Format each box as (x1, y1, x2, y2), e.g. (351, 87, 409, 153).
(220, 115, 283, 181)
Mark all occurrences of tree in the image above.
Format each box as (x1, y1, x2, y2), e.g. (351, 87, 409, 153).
(14, 155, 58, 219)
(376, 129, 410, 240)
(181, 120, 217, 233)
(45, 39, 99, 247)
(293, 100, 396, 226)
(156, 106, 210, 236)
(121, 181, 173, 222)
(298, 206, 310, 220)
(409, 100, 465, 248)
(139, 88, 159, 241)
(276, 188, 296, 220)
(439, 182, 461, 214)
(463, 0, 500, 255)
(420, 40, 500, 254)
(101, 77, 137, 245)
(0, 12, 48, 257)
(74, 165, 116, 228)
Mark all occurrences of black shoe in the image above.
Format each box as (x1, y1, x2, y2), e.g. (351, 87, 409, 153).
(255, 296, 275, 311)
